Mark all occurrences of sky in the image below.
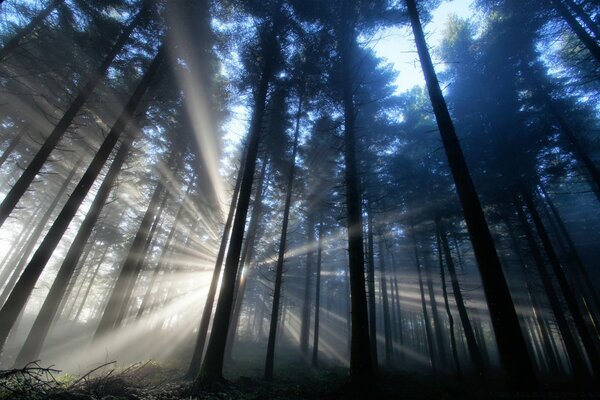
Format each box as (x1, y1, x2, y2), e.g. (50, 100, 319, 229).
(371, 0, 476, 93)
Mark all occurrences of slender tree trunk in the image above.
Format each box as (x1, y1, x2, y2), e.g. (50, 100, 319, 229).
(365, 210, 379, 371)
(425, 247, 447, 368)
(436, 216, 485, 375)
(405, 0, 536, 388)
(195, 27, 275, 383)
(438, 228, 461, 376)
(0, 10, 145, 228)
(0, 157, 81, 307)
(564, 0, 600, 38)
(264, 96, 301, 380)
(300, 214, 314, 358)
(0, 204, 41, 278)
(515, 203, 590, 379)
(0, 0, 64, 61)
(185, 152, 245, 379)
(411, 223, 436, 371)
(552, 0, 600, 64)
(0, 46, 164, 354)
(377, 236, 393, 368)
(94, 179, 166, 338)
(223, 158, 268, 363)
(521, 189, 600, 377)
(74, 245, 109, 321)
(312, 216, 323, 367)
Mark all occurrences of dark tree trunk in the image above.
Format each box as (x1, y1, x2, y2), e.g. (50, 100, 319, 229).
(337, 4, 373, 383)
(0, 0, 64, 60)
(436, 216, 485, 375)
(563, 0, 600, 38)
(300, 213, 314, 358)
(0, 10, 145, 228)
(74, 245, 109, 321)
(515, 203, 589, 379)
(552, 0, 600, 64)
(0, 134, 21, 169)
(411, 223, 436, 371)
(366, 211, 379, 371)
(521, 189, 600, 377)
(438, 229, 461, 376)
(94, 179, 166, 339)
(0, 45, 163, 354)
(223, 158, 268, 363)
(405, 0, 536, 388)
(0, 204, 41, 279)
(377, 236, 393, 368)
(312, 216, 323, 367)
(195, 27, 275, 383)
(424, 247, 447, 368)
(0, 157, 81, 307)
(264, 97, 301, 380)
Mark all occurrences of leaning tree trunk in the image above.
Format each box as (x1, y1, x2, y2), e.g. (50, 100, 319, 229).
(312, 216, 323, 368)
(0, 134, 21, 169)
(563, 0, 600, 38)
(94, 179, 167, 339)
(405, 0, 536, 388)
(0, 46, 165, 354)
(436, 216, 485, 375)
(195, 26, 276, 384)
(74, 245, 110, 321)
(0, 9, 145, 228)
(0, 157, 81, 307)
(0, 0, 64, 61)
(521, 189, 600, 377)
(13, 137, 135, 366)
(185, 151, 245, 379)
(264, 95, 301, 381)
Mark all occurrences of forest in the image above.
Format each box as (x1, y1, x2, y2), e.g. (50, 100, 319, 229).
(0, 0, 599, 398)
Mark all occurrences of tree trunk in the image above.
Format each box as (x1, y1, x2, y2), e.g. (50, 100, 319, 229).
(264, 95, 301, 380)
(424, 246, 447, 368)
(312, 216, 323, 367)
(377, 236, 393, 368)
(0, 9, 146, 228)
(405, 0, 536, 388)
(552, 0, 600, 64)
(300, 213, 314, 358)
(0, 157, 81, 307)
(0, 134, 21, 169)
(0, 45, 164, 354)
(515, 203, 589, 379)
(366, 210, 379, 371)
(94, 178, 166, 338)
(521, 189, 600, 377)
(411, 223, 436, 371)
(0, 0, 64, 61)
(436, 216, 485, 375)
(564, 0, 600, 38)
(195, 27, 275, 383)
(74, 245, 109, 321)
(438, 228, 461, 376)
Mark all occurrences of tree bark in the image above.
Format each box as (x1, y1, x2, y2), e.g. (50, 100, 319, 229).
(552, 0, 600, 64)
(377, 236, 393, 368)
(0, 134, 21, 169)
(405, 0, 536, 388)
(366, 210, 379, 371)
(312, 216, 323, 368)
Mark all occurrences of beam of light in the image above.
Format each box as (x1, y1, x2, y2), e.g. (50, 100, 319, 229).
(166, 5, 228, 216)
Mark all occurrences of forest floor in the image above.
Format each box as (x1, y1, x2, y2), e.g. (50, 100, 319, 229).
(1, 359, 600, 400)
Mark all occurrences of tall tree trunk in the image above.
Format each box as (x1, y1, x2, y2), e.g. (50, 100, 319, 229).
(223, 158, 268, 363)
(438, 229, 461, 376)
(94, 179, 166, 339)
(0, 157, 81, 307)
(300, 213, 314, 358)
(312, 216, 323, 367)
(337, 5, 373, 383)
(0, 134, 21, 169)
(424, 245, 447, 368)
(564, 0, 600, 38)
(264, 96, 301, 380)
(377, 236, 393, 368)
(366, 210, 379, 371)
(552, 0, 600, 64)
(0, 46, 164, 354)
(74, 245, 109, 321)
(515, 203, 590, 379)
(0, 0, 64, 61)
(14, 138, 135, 365)
(405, 0, 536, 388)
(195, 27, 276, 383)
(0, 203, 41, 278)
(436, 216, 485, 375)
(411, 223, 436, 371)
(521, 189, 600, 377)
(0, 9, 146, 228)
(185, 152, 245, 379)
